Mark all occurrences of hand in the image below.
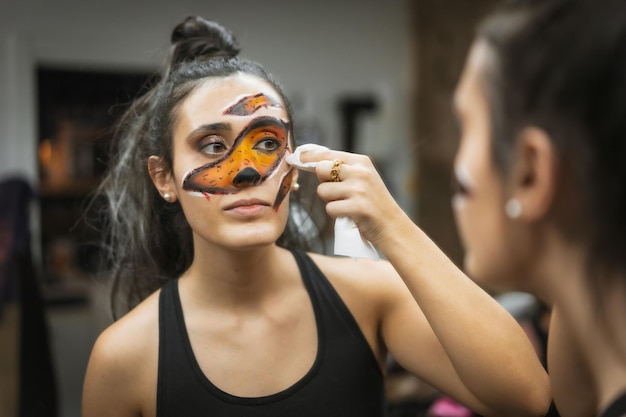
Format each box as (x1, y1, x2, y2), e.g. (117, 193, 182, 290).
(299, 148, 404, 245)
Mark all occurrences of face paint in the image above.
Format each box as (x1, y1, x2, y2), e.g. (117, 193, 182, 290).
(273, 167, 295, 211)
(182, 116, 290, 195)
(223, 93, 283, 116)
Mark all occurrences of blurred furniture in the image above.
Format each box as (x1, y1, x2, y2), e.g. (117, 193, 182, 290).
(0, 177, 58, 417)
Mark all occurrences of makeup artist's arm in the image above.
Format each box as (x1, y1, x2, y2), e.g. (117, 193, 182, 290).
(300, 149, 552, 417)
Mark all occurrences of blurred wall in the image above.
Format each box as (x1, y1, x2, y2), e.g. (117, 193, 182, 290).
(0, 0, 415, 210)
(414, 0, 498, 265)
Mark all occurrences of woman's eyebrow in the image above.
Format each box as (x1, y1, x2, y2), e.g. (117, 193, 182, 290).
(186, 122, 232, 141)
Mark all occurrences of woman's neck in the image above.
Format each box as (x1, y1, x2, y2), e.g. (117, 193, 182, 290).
(545, 237, 626, 413)
(583, 278, 626, 412)
(179, 242, 296, 309)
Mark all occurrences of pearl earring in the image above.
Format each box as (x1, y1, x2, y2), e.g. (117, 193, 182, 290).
(163, 193, 173, 202)
(292, 182, 300, 191)
(505, 198, 522, 219)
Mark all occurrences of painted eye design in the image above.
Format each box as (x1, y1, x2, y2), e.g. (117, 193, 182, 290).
(254, 137, 281, 153)
(183, 116, 289, 195)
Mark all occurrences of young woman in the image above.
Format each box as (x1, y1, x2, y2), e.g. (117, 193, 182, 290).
(302, 0, 626, 416)
(81, 16, 550, 417)
(455, 1, 626, 416)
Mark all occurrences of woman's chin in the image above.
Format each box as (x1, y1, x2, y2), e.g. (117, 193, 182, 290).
(222, 227, 284, 250)
(465, 255, 531, 294)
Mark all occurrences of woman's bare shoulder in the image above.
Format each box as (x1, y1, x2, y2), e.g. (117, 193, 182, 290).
(306, 252, 407, 302)
(308, 252, 394, 277)
(83, 288, 162, 416)
(89, 289, 161, 368)
(304, 253, 414, 362)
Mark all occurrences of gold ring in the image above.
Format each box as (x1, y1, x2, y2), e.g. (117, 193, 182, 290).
(330, 159, 344, 182)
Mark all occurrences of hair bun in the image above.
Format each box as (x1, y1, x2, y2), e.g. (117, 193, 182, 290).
(170, 16, 240, 64)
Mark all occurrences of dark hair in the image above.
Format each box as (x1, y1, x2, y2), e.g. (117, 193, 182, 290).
(476, 0, 626, 286)
(95, 16, 326, 318)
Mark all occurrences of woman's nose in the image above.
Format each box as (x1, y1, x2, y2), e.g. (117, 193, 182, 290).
(232, 167, 262, 187)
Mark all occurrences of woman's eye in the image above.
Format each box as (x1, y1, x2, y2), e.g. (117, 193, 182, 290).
(200, 137, 227, 155)
(454, 179, 470, 196)
(254, 137, 280, 153)
(451, 169, 471, 197)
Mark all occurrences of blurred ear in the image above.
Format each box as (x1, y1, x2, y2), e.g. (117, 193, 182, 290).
(510, 127, 558, 221)
(148, 156, 176, 197)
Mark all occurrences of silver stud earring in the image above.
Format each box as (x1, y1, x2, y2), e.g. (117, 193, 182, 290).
(505, 198, 522, 219)
(292, 182, 300, 191)
(163, 193, 172, 202)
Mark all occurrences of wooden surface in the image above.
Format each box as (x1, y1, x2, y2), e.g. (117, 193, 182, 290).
(0, 303, 20, 417)
(412, 0, 499, 265)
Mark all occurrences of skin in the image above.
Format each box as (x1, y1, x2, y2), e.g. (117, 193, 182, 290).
(82, 73, 550, 417)
(450, 41, 554, 298)
(181, 107, 291, 195)
(450, 40, 626, 416)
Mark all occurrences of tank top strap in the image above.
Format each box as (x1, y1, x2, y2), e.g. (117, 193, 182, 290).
(290, 249, 378, 345)
(156, 254, 386, 416)
(599, 392, 626, 417)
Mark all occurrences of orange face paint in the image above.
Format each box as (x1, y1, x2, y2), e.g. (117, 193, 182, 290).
(182, 116, 290, 194)
(223, 93, 282, 116)
(273, 168, 294, 211)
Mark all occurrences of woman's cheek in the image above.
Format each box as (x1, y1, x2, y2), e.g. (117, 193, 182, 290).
(451, 162, 479, 250)
(270, 157, 295, 211)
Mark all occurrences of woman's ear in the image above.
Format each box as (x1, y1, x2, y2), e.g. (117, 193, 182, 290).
(148, 156, 177, 201)
(509, 127, 558, 221)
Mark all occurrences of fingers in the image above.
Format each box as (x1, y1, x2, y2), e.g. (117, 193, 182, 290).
(297, 147, 399, 244)
(316, 163, 373, 206)
(299, 148, 359, 166)
(298, 149, 373, 183)
(315, 160, 344, 183)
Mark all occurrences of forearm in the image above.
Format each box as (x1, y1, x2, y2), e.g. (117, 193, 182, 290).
(377, 209, 551, 416)
(296, 146, 550, 414)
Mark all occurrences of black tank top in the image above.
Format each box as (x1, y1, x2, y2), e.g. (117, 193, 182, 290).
(598, 392, 626, 417)
(156, 250, 386, 416)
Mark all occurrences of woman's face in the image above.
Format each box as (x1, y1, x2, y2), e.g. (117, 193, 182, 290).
(451, 41, 521, 292)
(166, 73, 296, 251)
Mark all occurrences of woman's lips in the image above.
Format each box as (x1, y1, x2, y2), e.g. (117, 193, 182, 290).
(223, 199, 270, 216)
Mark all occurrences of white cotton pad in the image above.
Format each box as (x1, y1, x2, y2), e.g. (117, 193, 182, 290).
(333, 217, 380, 260)
(285, 143, 330, 172)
